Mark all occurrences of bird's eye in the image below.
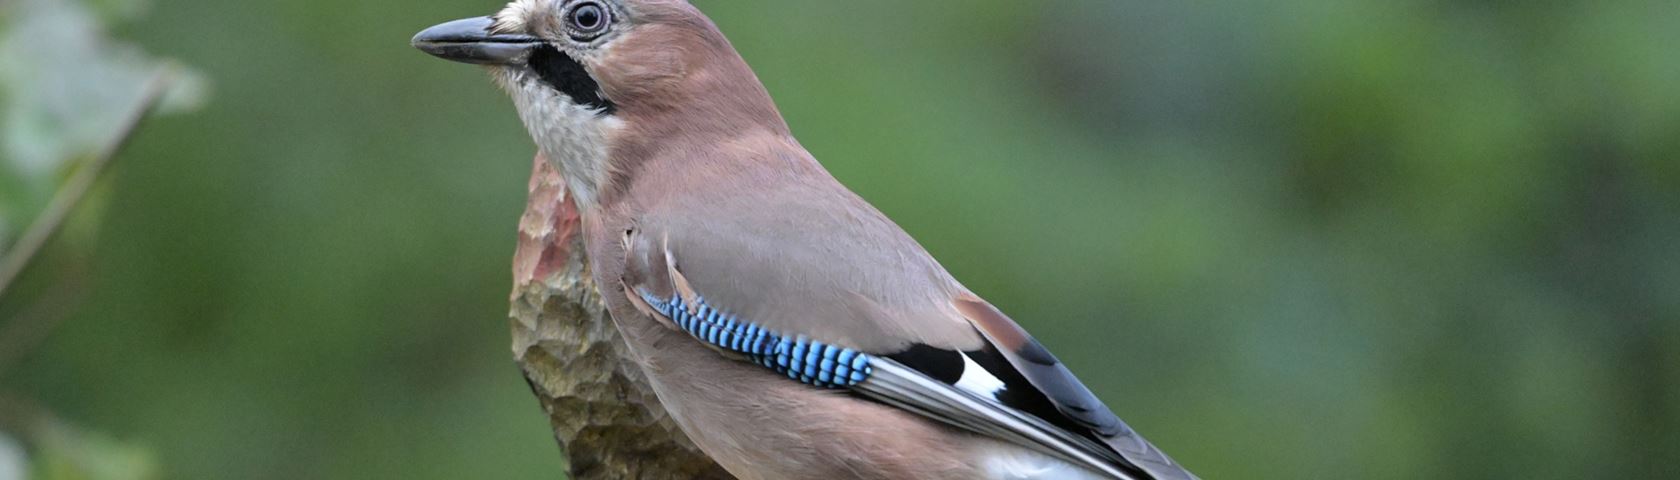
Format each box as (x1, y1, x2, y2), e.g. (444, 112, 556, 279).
(566, 2, 609, 39)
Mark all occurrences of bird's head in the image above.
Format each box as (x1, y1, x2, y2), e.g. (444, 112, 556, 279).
(412, 0, 787, 206)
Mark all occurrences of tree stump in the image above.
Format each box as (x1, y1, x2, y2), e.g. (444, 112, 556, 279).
(508, 155, 732, 479)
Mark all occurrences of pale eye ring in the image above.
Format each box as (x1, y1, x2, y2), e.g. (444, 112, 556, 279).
(566, 1, 610, 40)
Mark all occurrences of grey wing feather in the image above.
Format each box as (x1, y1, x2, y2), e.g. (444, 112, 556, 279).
(954, 296, 1198, 480)
(858, 360, 1149, 480)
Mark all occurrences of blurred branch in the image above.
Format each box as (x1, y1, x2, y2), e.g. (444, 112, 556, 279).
(508, 155, 731, 480)
(0, 267, 85, 378)
(0, 67, 173, 301)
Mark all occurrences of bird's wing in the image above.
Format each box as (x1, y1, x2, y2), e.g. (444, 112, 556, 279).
(618, 184, 1195, 480)
(943, 293, 1196, 480)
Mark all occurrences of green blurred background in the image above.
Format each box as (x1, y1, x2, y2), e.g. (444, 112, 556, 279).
(3, 0, 1678, 478)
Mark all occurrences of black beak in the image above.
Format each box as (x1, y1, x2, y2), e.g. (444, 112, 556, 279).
(412, 16, 541, 65)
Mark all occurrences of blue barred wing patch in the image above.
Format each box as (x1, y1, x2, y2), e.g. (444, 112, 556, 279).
(641, 293, 874, 388)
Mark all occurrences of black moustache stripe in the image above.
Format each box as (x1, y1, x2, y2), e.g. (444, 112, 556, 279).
(529, 44, 616, 115)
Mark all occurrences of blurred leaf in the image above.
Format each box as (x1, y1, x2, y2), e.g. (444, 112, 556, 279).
(1, 431, 27, 480)
(31, 421, 158, 480)
(0, 0, 207, 249)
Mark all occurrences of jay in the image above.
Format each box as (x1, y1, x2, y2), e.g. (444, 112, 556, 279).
(414, 1, 1197, 478)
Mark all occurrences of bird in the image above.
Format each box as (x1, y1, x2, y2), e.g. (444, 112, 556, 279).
(413, 1, 1198, 479)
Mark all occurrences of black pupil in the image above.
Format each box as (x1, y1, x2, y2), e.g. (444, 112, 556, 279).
(574, 5, 602, 30)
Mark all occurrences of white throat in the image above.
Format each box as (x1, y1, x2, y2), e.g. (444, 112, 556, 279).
(500, 69, 622, 209)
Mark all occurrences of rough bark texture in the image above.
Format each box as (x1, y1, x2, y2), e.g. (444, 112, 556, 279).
(509, 155, 732, 480)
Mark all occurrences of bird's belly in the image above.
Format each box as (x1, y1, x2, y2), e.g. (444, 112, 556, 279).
(616, 321, 979, 479)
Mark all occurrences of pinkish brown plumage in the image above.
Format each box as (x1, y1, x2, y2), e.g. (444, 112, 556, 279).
(415, 1, 1197, 478)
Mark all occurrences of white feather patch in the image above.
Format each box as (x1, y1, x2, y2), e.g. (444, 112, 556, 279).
(980, 444, 1111, 480)
(956, 352, 1006, 398)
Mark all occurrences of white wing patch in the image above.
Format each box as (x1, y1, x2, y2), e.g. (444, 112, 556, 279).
(956, 352, 1007, 398)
